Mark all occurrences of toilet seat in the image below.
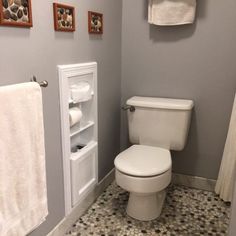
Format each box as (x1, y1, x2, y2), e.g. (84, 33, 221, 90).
(114, 145, 171, 177)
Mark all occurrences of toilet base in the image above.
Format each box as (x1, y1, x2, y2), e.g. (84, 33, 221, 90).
(126, 190, 166, 221)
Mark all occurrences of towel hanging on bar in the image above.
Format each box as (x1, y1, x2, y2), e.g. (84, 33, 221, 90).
(0, 82, 48, 235)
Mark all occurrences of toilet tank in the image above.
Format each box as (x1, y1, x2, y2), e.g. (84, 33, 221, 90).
(127, 96, 194, 151)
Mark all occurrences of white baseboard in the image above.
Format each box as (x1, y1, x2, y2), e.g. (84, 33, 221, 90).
(47, 168, 115, 236)
(172, 173, 216, 192)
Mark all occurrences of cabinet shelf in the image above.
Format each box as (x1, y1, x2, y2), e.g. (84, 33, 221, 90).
(70, 121, 95, 138)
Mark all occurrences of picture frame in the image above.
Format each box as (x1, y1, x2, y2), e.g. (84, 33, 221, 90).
(88, 11, 103, 34)
(0, 0, 33, 27)
(53, 3, 75, 32)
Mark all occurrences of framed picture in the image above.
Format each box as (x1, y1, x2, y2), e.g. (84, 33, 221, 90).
(0, 0, 33, 27)
(53, 3, 75, 32)
(88, 11, 103, 34)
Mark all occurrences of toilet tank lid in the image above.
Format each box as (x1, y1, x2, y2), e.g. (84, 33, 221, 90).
(127, 96, 194, 110)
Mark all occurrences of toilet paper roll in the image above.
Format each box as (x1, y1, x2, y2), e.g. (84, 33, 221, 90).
(69, 107, 82, 127)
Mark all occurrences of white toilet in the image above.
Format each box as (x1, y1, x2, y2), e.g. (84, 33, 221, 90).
(114, 96, 194, 221)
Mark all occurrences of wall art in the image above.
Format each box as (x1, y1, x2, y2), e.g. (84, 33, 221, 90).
(88, 11, 103, 34)
(0, 0, 33, 27)
(53, 3, 75, 32)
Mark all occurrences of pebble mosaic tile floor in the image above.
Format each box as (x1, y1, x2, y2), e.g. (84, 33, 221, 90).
(66, 182, 230, 236)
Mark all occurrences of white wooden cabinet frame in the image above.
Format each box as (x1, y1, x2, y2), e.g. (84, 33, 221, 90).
(58, 62, 98, 215)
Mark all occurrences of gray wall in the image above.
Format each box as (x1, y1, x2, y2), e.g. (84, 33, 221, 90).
(121, 0, 236, 179)
(0, 0, 122, 235)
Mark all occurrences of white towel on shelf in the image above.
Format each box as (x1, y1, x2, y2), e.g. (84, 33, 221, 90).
(70, 81, 92, 103)
(148, 0, 197, 26)
(0, 82, 48, 236)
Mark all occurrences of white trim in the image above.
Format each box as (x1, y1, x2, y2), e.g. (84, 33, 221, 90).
(47, 169, 115, 236)
(172, 173, 216, 192)
(58, 64, 72, 216)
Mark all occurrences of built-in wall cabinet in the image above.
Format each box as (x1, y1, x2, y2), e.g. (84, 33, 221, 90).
(58, 62, 98, 215)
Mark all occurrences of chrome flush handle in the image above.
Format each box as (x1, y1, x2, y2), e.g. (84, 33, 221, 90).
(122, 105, 135, 112)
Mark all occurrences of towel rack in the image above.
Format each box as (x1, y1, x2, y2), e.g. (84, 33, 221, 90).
(31, 76, 48, 88)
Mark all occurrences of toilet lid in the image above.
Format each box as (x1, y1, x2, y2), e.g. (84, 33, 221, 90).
(114, 145, 171, 177)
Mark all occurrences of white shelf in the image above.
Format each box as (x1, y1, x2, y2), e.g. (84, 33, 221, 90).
(70, 121, 95, 138)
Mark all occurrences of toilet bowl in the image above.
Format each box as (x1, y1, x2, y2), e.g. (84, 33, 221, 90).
(115, 145, 172, 221)
(114, 96, 194, 221)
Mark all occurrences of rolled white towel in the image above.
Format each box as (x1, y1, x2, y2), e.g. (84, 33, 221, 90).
(70, 81, 92, 103)
(69, 107, 82, 127)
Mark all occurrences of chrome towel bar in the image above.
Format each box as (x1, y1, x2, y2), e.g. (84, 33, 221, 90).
(31, 76, 48, 88)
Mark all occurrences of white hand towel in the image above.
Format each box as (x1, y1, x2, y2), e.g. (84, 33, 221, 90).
(69, 107, 83, 127)
(0, 82, 48, 236)
(148, 0, 197, 26)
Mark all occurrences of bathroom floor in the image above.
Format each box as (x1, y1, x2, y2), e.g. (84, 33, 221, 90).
(66, 182, 230, 236)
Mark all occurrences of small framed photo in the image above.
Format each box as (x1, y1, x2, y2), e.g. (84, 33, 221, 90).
(53, 3, 75, 32)
(88, 11, 103, 34)
(0, 0, 33, 27)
